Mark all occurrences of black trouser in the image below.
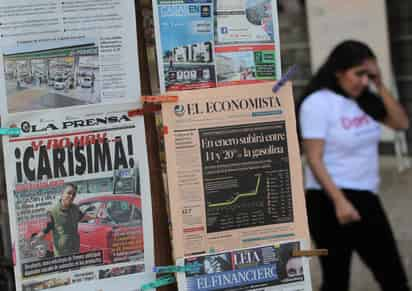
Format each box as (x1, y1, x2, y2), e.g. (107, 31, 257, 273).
(306, 189, 410, 291)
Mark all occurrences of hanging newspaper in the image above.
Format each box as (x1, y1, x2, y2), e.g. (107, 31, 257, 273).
(2, 103, 155, 291)
(0, 0, 141, 116)
(162, 82, 310, 260)
(153, 0, 281, 92)
(177, 241, 312, 291)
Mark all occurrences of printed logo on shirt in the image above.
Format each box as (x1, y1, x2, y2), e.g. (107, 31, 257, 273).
(341, 114, 370, 130)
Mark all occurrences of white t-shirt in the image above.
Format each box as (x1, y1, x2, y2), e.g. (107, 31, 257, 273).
(299, 89, 382, 193)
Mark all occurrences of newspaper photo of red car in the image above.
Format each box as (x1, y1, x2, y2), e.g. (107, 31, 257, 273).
(24, 194, 143, 265)
(78, 195, 143, 264)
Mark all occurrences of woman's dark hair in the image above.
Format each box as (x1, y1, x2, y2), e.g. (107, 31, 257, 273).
(302, 40, 375, 98)
(297, 40, 386, 124)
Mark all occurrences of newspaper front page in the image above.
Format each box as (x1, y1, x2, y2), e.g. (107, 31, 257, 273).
(162, 82, 310, 262)
(153, 0, 282, 92)
(176, 240, 312, 291)
(0, 0, 141, 116)
(2, 103, 155, 291)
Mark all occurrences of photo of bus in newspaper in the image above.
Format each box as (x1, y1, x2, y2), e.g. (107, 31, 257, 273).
(2, 39, 100, 114)
(17, 168, 143, 277)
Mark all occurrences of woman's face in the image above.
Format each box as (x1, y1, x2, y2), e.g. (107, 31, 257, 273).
(336, 59, 375, 98)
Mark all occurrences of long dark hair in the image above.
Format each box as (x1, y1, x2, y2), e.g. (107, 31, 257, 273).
(303, 40, 375, 97)
(298, 40, 386, 123)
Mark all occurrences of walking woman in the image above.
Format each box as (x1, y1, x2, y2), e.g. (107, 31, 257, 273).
(298, 40, 410, 291)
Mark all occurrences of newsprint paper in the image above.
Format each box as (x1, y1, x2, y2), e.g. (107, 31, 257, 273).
(153, 0, 282, 92)
(0, 0, 141, 116)
(162, 82, 310, 259)
(1, 103, 155, 291)
(176, 240, 312, 291)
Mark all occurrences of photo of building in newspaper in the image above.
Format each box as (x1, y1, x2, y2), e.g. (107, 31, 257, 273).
(156, 1, 217, 91)
(2, 103, 155, 291)
(177, 241, 312, 291)
(162, 82, 311, 259)
(153, 0, 281, 91)
(215, 0, 276, 45)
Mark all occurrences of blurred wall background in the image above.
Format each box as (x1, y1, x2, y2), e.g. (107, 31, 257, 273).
(279, 0, 412, 151)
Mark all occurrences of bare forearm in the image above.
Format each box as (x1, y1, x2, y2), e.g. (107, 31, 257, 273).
(35, 231, 46, 240)
(306, 157, 346, 204)
(379, 86, 409, 129)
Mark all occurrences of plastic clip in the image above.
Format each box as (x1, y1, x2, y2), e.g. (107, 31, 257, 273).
(272, 64, 299, 93)
(140, 275, 176, 291)
(153, 262, 201, 274)
(0, 128, 21, 136)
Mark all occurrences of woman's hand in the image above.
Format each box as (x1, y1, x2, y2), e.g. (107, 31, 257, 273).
(30, 232, 45, 246)
(365, 59, 409, 129)
(365, 60, 383, 89)
(333, 197, 361, 225)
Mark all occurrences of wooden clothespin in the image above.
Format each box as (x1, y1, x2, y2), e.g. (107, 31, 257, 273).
(292, 249, 328, 257)
(128, 95, 179, 116)
(128, 103, 161, 117)
(142, 95, 178, 103)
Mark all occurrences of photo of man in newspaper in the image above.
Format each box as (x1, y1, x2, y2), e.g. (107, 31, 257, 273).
(15, 167, 144, 276)
(31, 183, 95, 257)
(19, 168, 144, 278)
(24, 168, 143, 261)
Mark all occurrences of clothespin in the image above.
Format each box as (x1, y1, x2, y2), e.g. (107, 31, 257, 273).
(127, 95, 178, 117)
(143, 95, 178, 103)
(272, 64, 299, 93)
(128, 104, 161, 117)
(292, 249, 328, 257)
(140, 274, 176, 291)
(153, 262, 201, 274)
(0, 128, 21, 136)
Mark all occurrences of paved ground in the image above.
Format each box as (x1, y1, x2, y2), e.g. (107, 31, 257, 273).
(6, 80, 98, 113)
(310, 156, 412, 290)
(7, 88, 87, 113)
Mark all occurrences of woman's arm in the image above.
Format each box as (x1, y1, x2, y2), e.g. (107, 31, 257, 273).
(379, 86, 409, 130)
(303, 139, 361, 224)
(367, 61, 409, 130)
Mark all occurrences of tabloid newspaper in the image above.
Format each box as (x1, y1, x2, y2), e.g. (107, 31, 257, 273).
(176, 241, 312, 291)
(153, 0, 282, 91)
(1, 103, 155, 291)
(0, 0, 141, 116)
(161, 82, 311, 264)
(0, 133, 12, 258)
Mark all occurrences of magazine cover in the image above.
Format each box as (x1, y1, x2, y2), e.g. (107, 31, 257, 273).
(2, 103, 155, 291)
(177, 241, 312, 291)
